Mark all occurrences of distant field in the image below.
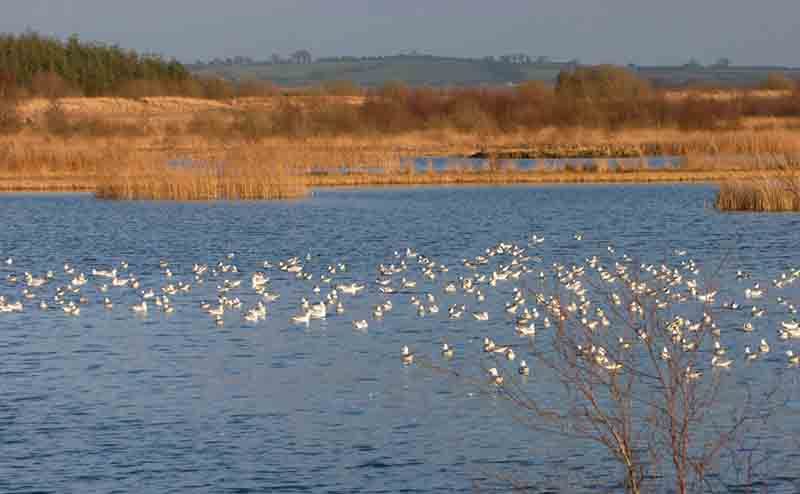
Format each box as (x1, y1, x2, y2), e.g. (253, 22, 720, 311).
(188, 56, 800, 87)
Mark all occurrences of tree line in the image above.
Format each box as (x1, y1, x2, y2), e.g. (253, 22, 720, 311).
(0, 31, 190, 98)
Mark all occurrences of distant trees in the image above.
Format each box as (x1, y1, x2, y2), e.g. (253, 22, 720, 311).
(203, 56, 255, 66)
(683, 58, 704, 69)
(713, 57, 732, 68)
(0, 70, 18, 99)
(0, 31, 190, 97)
(556, 65, 652, 100)
(226, 51, 311, 65)
(290, 50, 313, 64)
(498, 53, 532, 64)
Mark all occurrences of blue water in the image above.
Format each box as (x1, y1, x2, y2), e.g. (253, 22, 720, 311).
(308, 156, 684, 174)
(0, 185, 799, 493)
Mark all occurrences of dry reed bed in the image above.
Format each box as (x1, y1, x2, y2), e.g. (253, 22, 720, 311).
(94, 147, 309, 200)
(308, 168, 791, 187)
(95, 165, 307, 200)
(3, 132, 800, 200)
(0, 136, 312, 199)
(715, 174, 800, 212)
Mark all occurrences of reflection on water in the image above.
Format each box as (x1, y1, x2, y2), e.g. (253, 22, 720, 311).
(0, 185, 799, 493)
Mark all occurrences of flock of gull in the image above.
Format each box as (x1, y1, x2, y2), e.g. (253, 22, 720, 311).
(2, 233, 800, 385)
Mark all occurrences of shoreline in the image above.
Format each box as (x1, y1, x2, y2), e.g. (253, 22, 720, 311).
(0, 169, 785, 195)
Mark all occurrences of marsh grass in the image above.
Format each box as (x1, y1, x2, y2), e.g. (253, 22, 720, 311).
(3, 133, 800, 197)
(95, 148, 308, 200)
(95, 164, 307, 201)
(5, 65, 800, 200)
(6, 98, 800, 199)
(714, 153, 800, 211)
(716, 174, 800, 212)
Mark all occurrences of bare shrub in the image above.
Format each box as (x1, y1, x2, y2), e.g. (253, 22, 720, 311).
(320, 80, 362, 97)
(0, 70, 21, 100)
(359, 98, 418, 133)
(236, 79, 280, 98)
(556, 65, 652, 100)
(515, 80, 553, 101)
(42, 102, 72, 136)
(0, 99, 21, 134)
(674, 96, 739, 131)
(37, 101, 147, 137)
(376, 80, 411, 102)
(270, 100, 310, 138)
(187, 110, 232, 138)
(232, 109, 273, 140)
(199, 77, 236, 100)
(761, 72, 797, 91)
(73, 117, 147, 137)
(431, 250, 786, 493)
(310, 103, 363, 136)
(446, 97, 494, 132)
(173, 78, 207, 99)
(30, 71, 81, 99)
(116, 79, 169, 99)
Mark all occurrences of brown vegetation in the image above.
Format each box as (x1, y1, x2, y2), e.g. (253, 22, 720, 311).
(5, 34, 797, 206)
(715, 173, 800, 211)
(2, 67, 800, 201)
(7, 66, 800, 138)
(713, 153, 800, 212)
(95, 158, 306, 201)
(3, 129, 797, 200)
(761, 72, 797, 91)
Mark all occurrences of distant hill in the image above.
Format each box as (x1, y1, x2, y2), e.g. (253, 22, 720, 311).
(188, 54, 572, 87)
(188, 54, 800, 88)
(635, 65, 800, 88)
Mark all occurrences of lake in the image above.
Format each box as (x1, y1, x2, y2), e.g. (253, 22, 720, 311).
(1, 185, 799, 493)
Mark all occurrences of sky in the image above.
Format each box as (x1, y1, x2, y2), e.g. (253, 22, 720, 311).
(2, 0, 799, 66)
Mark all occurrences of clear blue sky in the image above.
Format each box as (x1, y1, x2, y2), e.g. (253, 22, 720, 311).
(3, 0, 799, 65)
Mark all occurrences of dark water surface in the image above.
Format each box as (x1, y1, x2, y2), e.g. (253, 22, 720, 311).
(0, 185, 799, 493)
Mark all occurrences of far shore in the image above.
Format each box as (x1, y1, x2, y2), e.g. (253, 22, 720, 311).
(0, 169, 791, 194)
(2, 95, 799, 200)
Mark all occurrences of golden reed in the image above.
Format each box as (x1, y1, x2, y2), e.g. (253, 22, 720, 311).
(94, 147, 308, 200)
(715, 174, 800, 212)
